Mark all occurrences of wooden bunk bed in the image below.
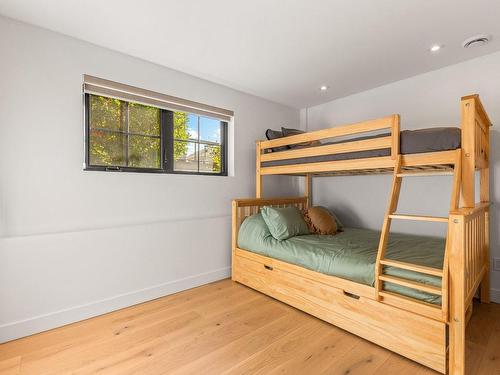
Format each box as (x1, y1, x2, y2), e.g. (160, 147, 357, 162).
(232, 95, 491, 375)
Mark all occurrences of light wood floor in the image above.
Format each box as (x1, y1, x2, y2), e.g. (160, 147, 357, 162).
(1, 279, 499, 375)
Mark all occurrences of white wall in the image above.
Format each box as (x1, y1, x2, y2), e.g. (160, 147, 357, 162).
(0, 16, 300, 342)
(301, 51, 500, 302)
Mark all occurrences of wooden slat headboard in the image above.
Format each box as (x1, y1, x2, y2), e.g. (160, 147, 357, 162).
(231, 197, 308, 247)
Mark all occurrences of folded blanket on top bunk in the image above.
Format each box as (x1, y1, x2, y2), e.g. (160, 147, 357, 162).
(262, 127, 461, 167)
(238, 213, 445, 305)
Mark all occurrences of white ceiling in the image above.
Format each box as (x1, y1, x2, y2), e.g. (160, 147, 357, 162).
(1, 0, 500, 108)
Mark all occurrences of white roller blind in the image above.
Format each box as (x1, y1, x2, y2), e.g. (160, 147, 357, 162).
(83, 75, 234, 122)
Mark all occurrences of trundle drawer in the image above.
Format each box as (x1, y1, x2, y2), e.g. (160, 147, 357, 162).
(233, 249, 446, 374)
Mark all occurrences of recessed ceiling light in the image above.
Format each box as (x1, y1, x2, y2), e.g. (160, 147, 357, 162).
(430, 44, 441, 52)
(320, 85, 328, 91)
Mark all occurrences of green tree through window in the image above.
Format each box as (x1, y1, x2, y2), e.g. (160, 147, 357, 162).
(173, 113, 223, 173)
(86, 94, 227, 175)
(173, 112, 189, 160)
(89, 96, 161, 169)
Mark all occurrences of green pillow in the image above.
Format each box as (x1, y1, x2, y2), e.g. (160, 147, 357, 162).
(260, 206, 310, 240)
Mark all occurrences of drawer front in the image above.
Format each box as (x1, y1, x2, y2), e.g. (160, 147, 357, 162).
(233, 252, 446, 374)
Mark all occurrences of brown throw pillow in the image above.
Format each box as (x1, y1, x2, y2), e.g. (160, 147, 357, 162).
(302, 207, 338, 235)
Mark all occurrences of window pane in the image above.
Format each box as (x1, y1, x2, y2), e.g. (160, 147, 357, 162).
(199, 144, 221, 173)
(129, 135, 161, 169)
(89, 129, 126, 166)
(174, 112, 198, 141)
(90, 95, 125, 131)
(86, 94, 226, 174)
(199, 117, 221, 143)
(129, 103, 160, 135)
(174, 141, 198, 172)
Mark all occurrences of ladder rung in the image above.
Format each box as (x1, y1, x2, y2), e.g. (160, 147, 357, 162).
(388, 214, 448, 223)
(396, 171, 454, 177)
(379, 275, 442, 295)
(380, 259, 443, 277)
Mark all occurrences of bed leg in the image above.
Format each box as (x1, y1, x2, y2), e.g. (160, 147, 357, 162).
(231, 200, 238, 281)
(256, 141, 262, 198)
(305, 174, 311, 207)
(480, 209, 490, 303)
(449, 313, 466, 375)
(256, 173, 262, 198)
(449, 265, 466, 375)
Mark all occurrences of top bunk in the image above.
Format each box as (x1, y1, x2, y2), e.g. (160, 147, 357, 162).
(256, 95, 491, 178)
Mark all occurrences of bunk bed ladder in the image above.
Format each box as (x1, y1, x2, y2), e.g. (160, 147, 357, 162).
(375, 155, 403, 301)
(375, 150, 461, 321)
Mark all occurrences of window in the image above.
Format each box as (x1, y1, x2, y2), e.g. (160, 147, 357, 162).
(85, 94, 228, 175)
(173, 113, 224, 173)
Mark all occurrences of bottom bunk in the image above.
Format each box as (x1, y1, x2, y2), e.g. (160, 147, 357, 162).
(237, 213, 444, 305)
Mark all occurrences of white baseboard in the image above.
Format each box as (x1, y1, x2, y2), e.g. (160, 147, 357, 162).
(490, 288, 500, 304)
(0, 267, 231, 344)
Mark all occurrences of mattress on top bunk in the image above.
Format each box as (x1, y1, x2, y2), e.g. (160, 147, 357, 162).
(238, 213, 445, 305)
(262, 127, 461, 167)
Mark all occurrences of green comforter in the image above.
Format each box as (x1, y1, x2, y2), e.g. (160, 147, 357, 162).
(238, 213, 444, 305)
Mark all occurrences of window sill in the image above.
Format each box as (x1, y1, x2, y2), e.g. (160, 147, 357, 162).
(83, 166, 228, 177)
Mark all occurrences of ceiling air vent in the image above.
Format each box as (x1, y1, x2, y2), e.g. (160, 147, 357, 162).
(462, 34, 491, 48)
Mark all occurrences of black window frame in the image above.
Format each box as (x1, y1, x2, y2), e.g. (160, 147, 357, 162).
(84, 93, 228, 176)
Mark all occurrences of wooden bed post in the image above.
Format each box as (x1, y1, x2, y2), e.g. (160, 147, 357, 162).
(480, 137, 491, 303)
(461, 94, 491, 302)
(256, 141, 262, 198)
(391, 114, 400, 159)
(460, 97, 476, 208)
(480, 100, 491, 304)
(305, 174, 312, 207)
(448, 213, 466, 375)
(231, 200, 238, 281)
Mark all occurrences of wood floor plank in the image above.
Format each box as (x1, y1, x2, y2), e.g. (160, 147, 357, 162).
(318, 339, 392, 375)
(266, 325, 359, 374)
(0, 356, 21, 375)
(19, 311, 201, 375)
(475, 321, 500, 374)
(219, 319, 330, 375)
(125, 299, 288, 375)
(0, 279, 498, 375)
(108, 283, 263, 337)
(466, 301, 497, 347)
(169, 309, 309, 375)
(373, 354, 438, 375)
